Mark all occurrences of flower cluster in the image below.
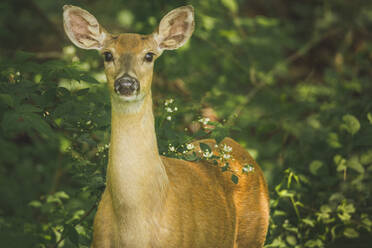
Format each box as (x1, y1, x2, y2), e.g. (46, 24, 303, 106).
(219, 144, 233, 162)
(198, 117, 210, 125)
(164, 98, 178, 121)
(95, 143, 110, 157)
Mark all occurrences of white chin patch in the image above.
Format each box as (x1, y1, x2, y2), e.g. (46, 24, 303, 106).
(111, 93, 146, 114)
(118, 94, 139, 102)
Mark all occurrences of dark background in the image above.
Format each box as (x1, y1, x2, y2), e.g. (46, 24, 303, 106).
(0, 0, 371, 247)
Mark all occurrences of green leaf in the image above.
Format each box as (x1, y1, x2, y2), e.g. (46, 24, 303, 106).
(16, 104, 42, 113)
(80, 74, 100, 84)
(360, 150, 372, 165)
(221, 163, 229, 172)
(329, 193, 344, 205)
(63, 224, 79, 246)
(277, 189, 294, 198)
(269, 237, 287, 247)
(340, 114, 360, 135)
(0, 94, 14, 107)
(367, 112, 372, 124)
(320, 205, 332, 213)
(199, 143, 212, 153)
(57, 87, 71, 97)
(184, 152, 198, 161)
(286, 235, 297, 246)
(305, 239, 323, 247)
(28, 200, 42, 208)
(55, 191, 70, 200)
(334, 155, 347, 172)
(327, 132, 342, 148)
(210, 124, 229, 143)
(24, 113, 54, 137)
(309, 160, 323, 175)
(221, 0, 238, 13)
(231, 174, 239, 184)
(46, 195, 62, 205)
(347, 156, 364, 174)
(337, 202, 355, 222)
(76, 88, 90, 96)
(302, 218, 315, 227)
(361, 214, 372, 229)
(343, 228, 359, 238)
(1, 110, 53, 138)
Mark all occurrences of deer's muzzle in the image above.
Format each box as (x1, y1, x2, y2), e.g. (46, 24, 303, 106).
(114, 75, 140, 96)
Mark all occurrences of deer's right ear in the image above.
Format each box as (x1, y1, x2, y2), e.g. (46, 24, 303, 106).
(63, 5, 108, 50)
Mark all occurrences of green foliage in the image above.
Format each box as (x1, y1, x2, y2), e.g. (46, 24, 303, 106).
(1, 0, 372, 247)
(0, 51, 109, 247)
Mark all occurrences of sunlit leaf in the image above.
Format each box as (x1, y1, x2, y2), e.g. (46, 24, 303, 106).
(340, 114, 360, 135)
(221, 0, 238, 13)
(343, 228, 359, 238)
(309, 160, 323, 175)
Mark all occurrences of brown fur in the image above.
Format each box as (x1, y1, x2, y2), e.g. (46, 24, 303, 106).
(63, 5, 269, 248)
(92, 135, 269, 248)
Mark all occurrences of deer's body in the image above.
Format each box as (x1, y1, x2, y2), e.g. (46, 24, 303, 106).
(63, 5, 269, 248)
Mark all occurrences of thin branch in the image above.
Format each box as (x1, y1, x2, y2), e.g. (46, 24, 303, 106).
(53, 203, 97, 248)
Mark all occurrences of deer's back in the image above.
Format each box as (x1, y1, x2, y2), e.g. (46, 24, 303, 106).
(158, 137, 269, 248)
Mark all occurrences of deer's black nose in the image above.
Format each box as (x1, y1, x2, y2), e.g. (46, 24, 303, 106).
(114, 75, 140, 96)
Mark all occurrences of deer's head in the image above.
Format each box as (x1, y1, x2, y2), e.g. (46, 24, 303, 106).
(63, 5, 194, 111)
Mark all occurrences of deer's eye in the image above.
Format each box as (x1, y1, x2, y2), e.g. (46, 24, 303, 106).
(103, 51, 114, 62)
(144, 52, 155, 62)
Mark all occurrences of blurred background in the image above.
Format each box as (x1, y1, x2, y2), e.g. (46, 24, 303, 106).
(0, 0, 372, 247)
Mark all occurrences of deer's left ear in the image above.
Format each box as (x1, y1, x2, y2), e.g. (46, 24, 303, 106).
(154, 5, 195, 51)
(63, 5, 109, 50)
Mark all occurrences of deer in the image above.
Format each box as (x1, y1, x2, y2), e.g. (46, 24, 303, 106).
(63, 5, 269, 248)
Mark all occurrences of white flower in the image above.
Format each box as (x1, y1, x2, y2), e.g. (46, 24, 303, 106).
(166, 107, 173, 113)
(243, 165, 254, 173)
(223, 154, 231, 160)
(198, 117, 210, 125)
(169, 145, 175, 152)
(186, 143, 195, 150)
(174, 107, 178, 111)
(203, 151, 213, 158)
(222, 144, 232, 153)
(166, 116, 172, 121)
(164, 98, 174, 106)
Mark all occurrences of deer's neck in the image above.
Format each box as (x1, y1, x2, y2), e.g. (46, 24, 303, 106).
(107, 94, 168, 244)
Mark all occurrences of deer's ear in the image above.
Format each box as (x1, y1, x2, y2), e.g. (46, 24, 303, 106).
(63, 5, 108, 50)
(154, 5, 195, 51)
